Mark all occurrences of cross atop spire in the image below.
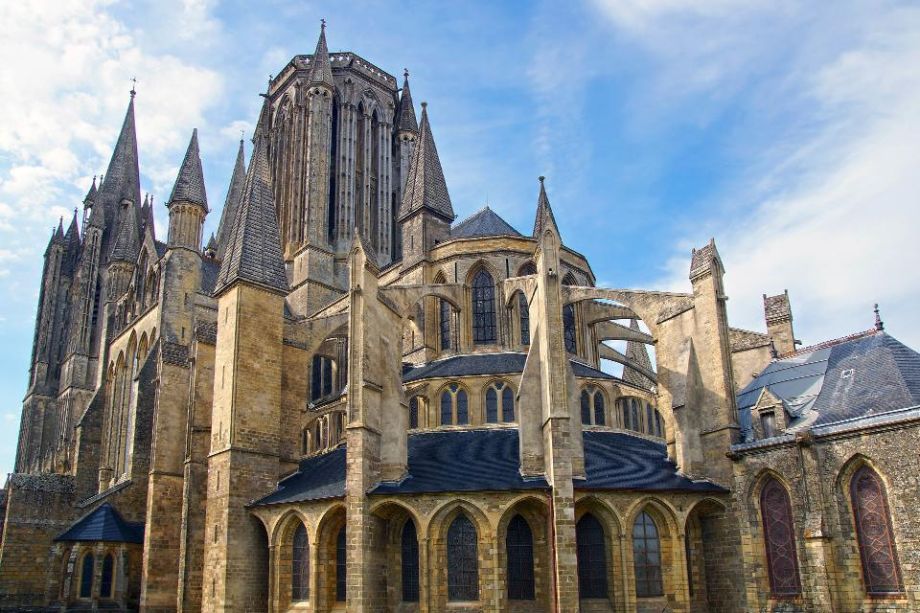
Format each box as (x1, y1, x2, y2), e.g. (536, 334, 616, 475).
(130, 77, 137, 98)
(308, 20, 334, 89)
(97, 92, 141, 214)
(397, 67, 418, 133)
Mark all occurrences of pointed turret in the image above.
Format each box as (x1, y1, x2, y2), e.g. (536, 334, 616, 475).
(215, 139, 246, 261)
(167, 129, 208, 251)
(109, 202, 141, 262)
(54, 218, 65, 243)
(398, 102, 453, 222)
(214, 132, 288, 295)
(83, 176, 98, 206)
(64, 209, 80, 245)
(532, 176, 560, 239)
(141, 193, 156, 240)
(308, 20, 335, 89)
(98, 91, 141, 214)
(396, 69, 418, 134)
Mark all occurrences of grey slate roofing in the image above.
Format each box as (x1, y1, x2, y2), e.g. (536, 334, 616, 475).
(98, 94, 142, 214)
(308, 24, 335, 88)
(83, 176, 97, 204)
(55, 503, 144, 544)
(109, 203, 141, 263)
(450, 206, 521, 239)
(396, 71, 418, 133)
(580, 431, 725, 492)
(215, 140, 247, 261)
(254, 428, 722, 505)
(168, 129, 208, 211)
(736, 330, 920, 440)
(200, 258, 221, 295)
(689, 239, 720, 277)
(532, 177, 559, 238)
(214, 134, 288, 295)
(397, 103, 454, 223)
(402, 352, 614, 383)
(764, 291, 792, 321)
(154, 240, 167, 258)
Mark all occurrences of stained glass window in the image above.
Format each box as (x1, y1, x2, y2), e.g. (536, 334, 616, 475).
(409, 397, 420, 429)
(402, 520, 420, 602)
(594, 392, 605, 426)
(456, 389, 468, 425)
(440, 299, 451, 351)
(486, 388, 498, 423)
(441, 390, 452, 426)
(472, 270, 496, 344)
(518, 262, 537, 276)
(563, 304, 577, 353)
(576, 514, 608, 599)
(336, 526, 346, 602)
(292, 523, 309, 601)
(851, 466, 903, 594)
(581, 391, 591, 425)
(79, 553, 94, 598)
(447, 514, 479, 601)
(620, 398, 631, 430)
(502, 386, 515, 422)
(100, 554, 114, 598)
(760, 478, 801, 596)
(633, 511, 663, 597)
(518, 292, 530, 346)
(506, 515, 535, 600)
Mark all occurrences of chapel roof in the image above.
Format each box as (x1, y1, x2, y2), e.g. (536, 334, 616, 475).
(55, 503, 144, 544)
(450, 206, 521, 239)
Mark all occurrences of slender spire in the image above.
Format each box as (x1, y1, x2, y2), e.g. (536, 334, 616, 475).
(253, 95, 272, 144)
(168, 128, 208, 211)
(98, 92, 141, 213)
(214, 131, 288, 295)
(396, 69, 418, 133)
(54, 217, 65, 242)
(215, 139, 247, 261)
(84, 176, 98, 205)
(874, 303, 885, 331)
(308, 20, 335, 89)
(65, 209, 80, 243)
(140, 193, 156, 240)
(109, 202, 141, 262)
(397, 102, 454, 222)
(532, 176, 559, 239)
(204, 232, 218, 258)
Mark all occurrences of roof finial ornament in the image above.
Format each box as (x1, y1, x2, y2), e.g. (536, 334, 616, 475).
(421, 101, 427, 109)
(539, 175, 545, 184)
(874, 303, 884, 331)
(404, 68, 409, 79)
(240, 129, 245, 143)
(321, 18, 326, 30)
(130, 77, 137, 98)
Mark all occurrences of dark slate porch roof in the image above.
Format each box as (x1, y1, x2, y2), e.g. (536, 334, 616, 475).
(55, 503, 144, 544)
(402, 352, 614, 383)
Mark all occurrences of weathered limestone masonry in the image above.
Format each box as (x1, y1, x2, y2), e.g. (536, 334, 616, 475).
(5, 21, 920, 613)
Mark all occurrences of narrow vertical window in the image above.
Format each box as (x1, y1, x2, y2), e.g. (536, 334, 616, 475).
(335, 526, 347, 602)
(456, 389, 468, 425)
(471, 270, 496, 344)
(441, 390, 453, 426)
(292, 523, 309, 601)
(100, 554, 114, 598)
(631, 399, 640, 432)
(440, 299, 451, 351)
(486, 387, 498, 423)
(620, 398, 631, 430)
(654, 410, 663, 438)
(646, 403, 654, 434)
(79, 553, 94, 598)
(851, 466, 903, 594)
(502, 385, 515, 422)
(563, 304, 577, 353)
(402, 520, 420, 602)
(409, 396, 420, 430)
(594, 392, 606, 426)
(576, 514, 608, 599)
(760, 478, 801, 596)
(633, 511, 663, 597)
(447, 514, 479, 601)
(581, 390, 592, 425)
(685, 530, 694, 597)
(506, 515, 535, 600)
(518, 292, 530, 346)
(761, 412, 776, 438)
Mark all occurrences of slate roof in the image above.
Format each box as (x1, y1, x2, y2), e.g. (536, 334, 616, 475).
(55, 503, 144, 544)
(308, 23, 335, 88)
(98, 94, 142, 214)
(402, 352, 615, 383)
(737, 330, 920, 440)
(109, 203, 141, 262)
(580, 431, 725, 492)
(215, 140, 247, 261)
(532, 177, 559, 238)
(764, 291, 791, 322)
(200, 258, 221, 295)
(396, 71, 418, 133)
(214, 133, 288, 295)
(450, 206, 521, 239)
(252, 447, 346, 505)
(168, 129, 208, 211)
(689, 239, 720, 277)
(397, 103, 454, 223)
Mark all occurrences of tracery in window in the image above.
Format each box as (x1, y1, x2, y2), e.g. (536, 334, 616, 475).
(471, 269, 496, 344)
(506, 515, 535, 600)
(851, 465, 903, 594)
(447, 514, 479, 601)
(292, 523, 309, 601)
(485, 381, 515, 423)
(563, 304, 577, 353)
(402, 520, 420, 602)
(633, 511, 663, 598)
(310, 355, 335, 402)
(440, 384, 468, 426)
(760, 477, 801, 596)
(581, 386, 606, 426)
(576, 513, 608, 599)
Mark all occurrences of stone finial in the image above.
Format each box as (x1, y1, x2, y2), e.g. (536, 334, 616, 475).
(874, 303, 884, 331)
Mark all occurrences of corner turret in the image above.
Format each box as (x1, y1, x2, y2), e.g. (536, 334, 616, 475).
(166, 129, 208, 252)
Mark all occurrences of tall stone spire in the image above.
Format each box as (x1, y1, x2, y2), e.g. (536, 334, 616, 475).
(396, 69, 418, 134)
(214, 133, 288, 295)
(397, 102, 454, 222)
(532, 176, 560, 239)
(109, 202, 141, 262)
(215, 139, 246, 261)
(98, 91, 142, 213)
(623, 320, 655, 390)
(308, 20, 335, 89)
(168, 129, 208, 211)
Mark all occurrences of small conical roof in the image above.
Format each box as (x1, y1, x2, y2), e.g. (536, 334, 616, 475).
(109, 203, 141, 262)
(205, 232, 217, 255)
(84, 176, 97, 204)
(396, 70, 418, 133)
(54, 217, 65, 243)
(98, 92, 141, 213)
(397, 103, 454, 222)
(65, 209, 80, 244)
(532, 176, 560, 239)
(168, 129, 208, 211)
(308, 21, 335, 89)
(140, 194, 156, 240)
(215, 139, 246, 261)
(214, 132, 288, 295)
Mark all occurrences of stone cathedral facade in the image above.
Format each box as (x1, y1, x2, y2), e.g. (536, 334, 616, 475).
(2, 24, 920, 613)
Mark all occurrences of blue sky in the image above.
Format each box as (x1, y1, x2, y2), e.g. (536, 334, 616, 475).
(1, 0, 919, 477)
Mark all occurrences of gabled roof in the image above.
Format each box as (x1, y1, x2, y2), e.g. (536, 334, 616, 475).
(397, 103, 454, 223)
(55, 503, 144, 544)
(215, 139, 247, 261)
(168, 129, 208, 210)
(737, 330, 920, 439)
(450, 206, 521, 239)
(402, 352, 614, 383)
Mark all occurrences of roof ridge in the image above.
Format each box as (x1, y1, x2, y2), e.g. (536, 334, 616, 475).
(777, 328, 878, 359)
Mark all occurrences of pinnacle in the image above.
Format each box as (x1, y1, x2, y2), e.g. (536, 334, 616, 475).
(308, 20, 335, 89)
(110, 202, 141, 263)
(397, 102, 453, 223)
(98, 93, 141, 214)
(215, 139, 247, 261)
(397, 69, 418, 133)
(532, 176, 560, 239)
(168, 129, 208, 211)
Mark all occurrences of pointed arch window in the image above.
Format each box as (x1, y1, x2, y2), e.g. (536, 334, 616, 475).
(409, 396, 421, 430)
(439, 298, 452, 351)
(485, 381, 515, 423)
(518, 292, 530, 346)
(581, 386, 606, 426)
(79, 552, 94, 598)
(633, 511, 664, 597)
(311, 355, 334, 401)
(576, 513, 608, 599)
(441, 384, 468, 426)
(471, 269, 496, 344)
(563, 305, 577, 353)
(292, 523, 309, 601)
(100, 553, 114, 598)
(506, 515, 535, 600)
(581, 390, 592, 425)
(851, 465, 903, 594)
(760, 477, 801, 596)
(447, 514, 479, 601)
(645, 403, 655, 435)
(402, 520, 420, 602)
(335, 526, 347, 602)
